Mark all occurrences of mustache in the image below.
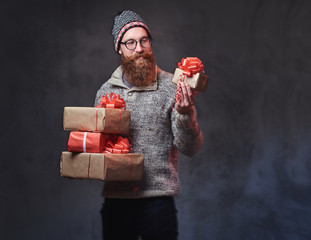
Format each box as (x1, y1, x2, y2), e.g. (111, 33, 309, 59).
(125, 51, 153, 61)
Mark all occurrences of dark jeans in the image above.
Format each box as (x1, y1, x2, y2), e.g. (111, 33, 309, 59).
(101, 196, 178, 240)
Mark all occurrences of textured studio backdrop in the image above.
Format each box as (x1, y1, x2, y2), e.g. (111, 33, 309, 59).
(1, 0, 311, 239)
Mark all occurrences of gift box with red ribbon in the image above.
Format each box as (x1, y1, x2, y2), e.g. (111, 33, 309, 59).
(60, 151, 144, 181)
(63, 93, 130, 134)
(67, 131, 109, 153)
(172, 57, 209, 92)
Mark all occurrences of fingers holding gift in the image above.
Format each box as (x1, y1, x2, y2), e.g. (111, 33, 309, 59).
(176, 82, 196, 114)
(186, 83, 195, 105)
(180, 82, 194, 106)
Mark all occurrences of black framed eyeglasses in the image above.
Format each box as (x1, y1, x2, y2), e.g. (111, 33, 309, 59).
(120, 37, 152, 50)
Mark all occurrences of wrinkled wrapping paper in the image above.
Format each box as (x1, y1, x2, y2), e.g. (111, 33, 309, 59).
(172, 68, 209, 92)
(63, 107, 130, 134)
(60, 152, 144, 181)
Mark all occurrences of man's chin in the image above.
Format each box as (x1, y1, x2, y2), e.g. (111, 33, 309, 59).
(135, 57, 147, 64)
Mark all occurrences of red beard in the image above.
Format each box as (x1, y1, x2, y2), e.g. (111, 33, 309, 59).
(121, 51, 156, 87)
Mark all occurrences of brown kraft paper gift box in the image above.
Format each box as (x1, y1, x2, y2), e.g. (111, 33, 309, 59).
(63, 107, 131, 134)
(60, 152, 144, 181)
(171, 68, 209, 92)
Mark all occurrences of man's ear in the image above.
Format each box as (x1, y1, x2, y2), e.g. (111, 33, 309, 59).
(118, 48, 122, 55)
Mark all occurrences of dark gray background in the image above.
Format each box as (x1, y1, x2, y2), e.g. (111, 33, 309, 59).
(1, 0, 310, 239)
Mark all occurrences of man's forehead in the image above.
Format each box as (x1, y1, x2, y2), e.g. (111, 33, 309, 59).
(122, 27, 148, 41)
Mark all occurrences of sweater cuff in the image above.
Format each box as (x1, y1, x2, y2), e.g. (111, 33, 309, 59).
(174, 106, 198, 130)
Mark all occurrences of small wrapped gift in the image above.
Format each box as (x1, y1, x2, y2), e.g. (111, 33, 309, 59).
(67, 131, 109, 153)
(63, 93, 130, 134)
(60, 152, 144, 181)
(172, 57, 209, 91)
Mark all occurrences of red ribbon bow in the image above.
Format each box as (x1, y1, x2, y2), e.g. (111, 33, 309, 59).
(104, 135, 131, 154)
(96, 92, 126, 109)
(177, 57, 204, 77)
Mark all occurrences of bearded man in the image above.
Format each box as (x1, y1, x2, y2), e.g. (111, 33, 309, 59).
(94, 10, 203, 240)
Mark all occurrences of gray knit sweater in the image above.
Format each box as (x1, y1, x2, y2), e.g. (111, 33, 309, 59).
(94, 66, 203, 198)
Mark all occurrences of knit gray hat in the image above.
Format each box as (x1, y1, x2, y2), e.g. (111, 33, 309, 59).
(112, 10, 151, 52)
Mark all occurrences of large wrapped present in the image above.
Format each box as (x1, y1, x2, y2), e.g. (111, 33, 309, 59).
(172, 57, 209, 92)
(63, 107, 130, 134)
(67, 131, 109, 153)
(60, 152, 144, 181)
(63, 93, 130, 134)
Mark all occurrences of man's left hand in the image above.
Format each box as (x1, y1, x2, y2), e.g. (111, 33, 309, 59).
(175, 82, 199, 114)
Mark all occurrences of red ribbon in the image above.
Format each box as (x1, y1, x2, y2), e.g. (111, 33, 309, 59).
(104, 135, 131, 154)
(177, 57, 204, 77)
(96, 92, 126, 109)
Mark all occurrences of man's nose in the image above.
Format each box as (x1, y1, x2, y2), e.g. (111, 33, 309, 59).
(135, 42, 143, 53)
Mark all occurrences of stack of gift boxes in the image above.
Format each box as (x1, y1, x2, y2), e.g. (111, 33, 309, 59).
(60, 93, 144, 181)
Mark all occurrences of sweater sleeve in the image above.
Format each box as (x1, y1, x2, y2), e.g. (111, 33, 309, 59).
(94, 83, 110, 107)
(171, 105, 204, 157)
(94, 87, 104, 107)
